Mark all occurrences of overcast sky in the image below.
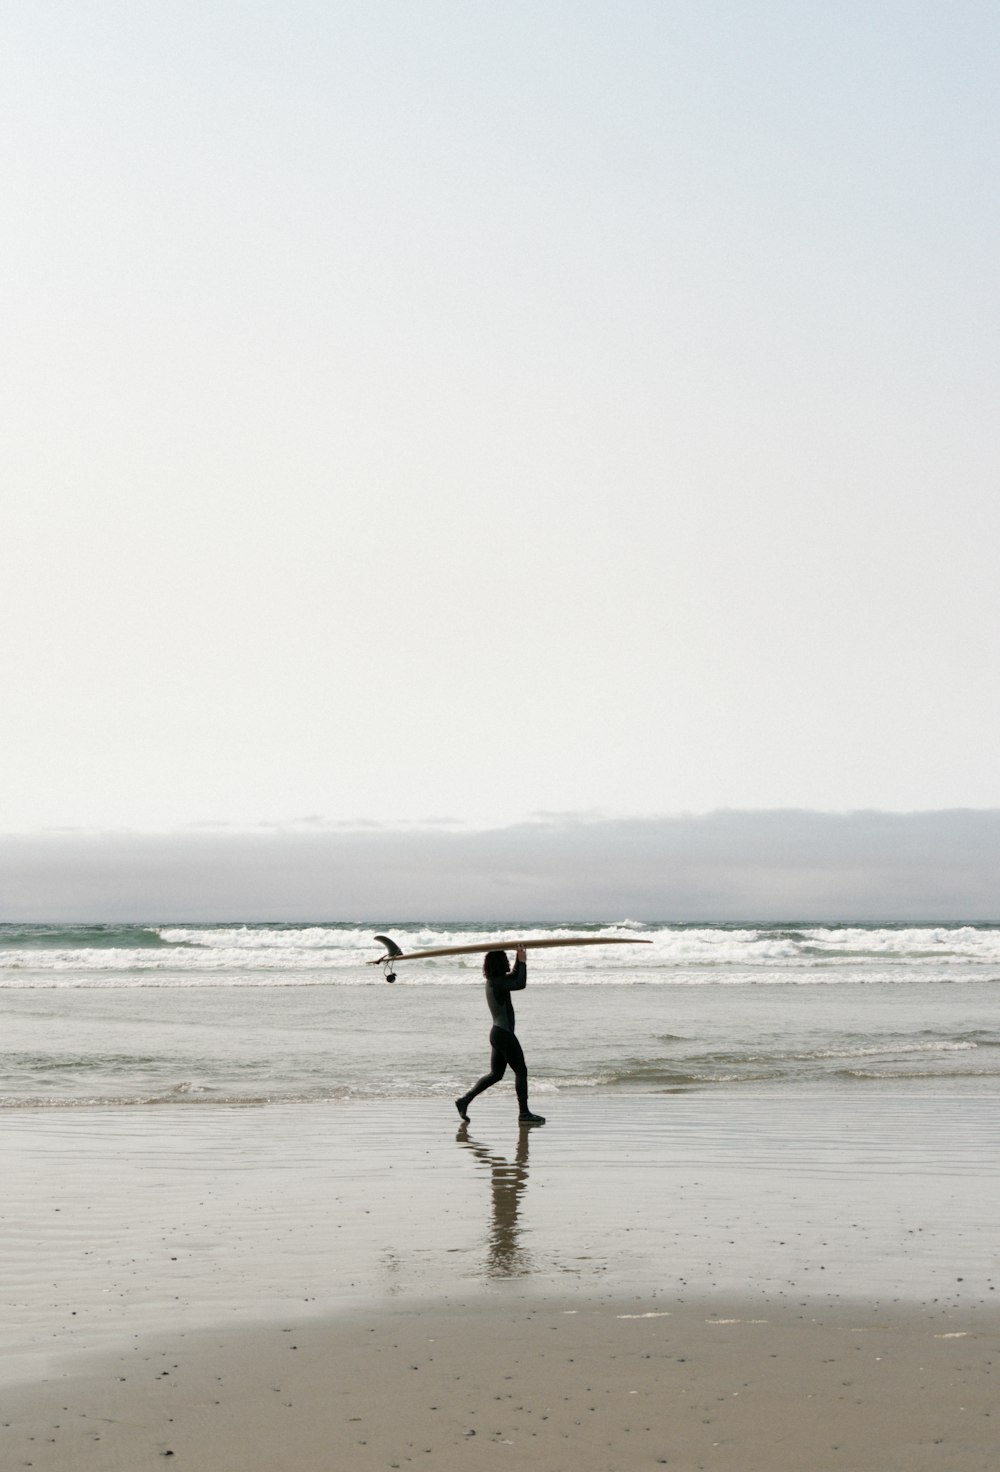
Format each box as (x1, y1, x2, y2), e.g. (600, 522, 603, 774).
(3, 3, 998, 844)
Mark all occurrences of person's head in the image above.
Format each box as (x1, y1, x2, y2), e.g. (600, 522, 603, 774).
(483, 949, 510, 981)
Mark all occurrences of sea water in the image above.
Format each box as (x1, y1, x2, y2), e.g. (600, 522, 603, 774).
(2, 922, 998, 1108)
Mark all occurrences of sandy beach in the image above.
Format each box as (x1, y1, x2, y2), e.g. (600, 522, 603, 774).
(5, 1293, 998, 1472)
(3, 1095, 998, 1469)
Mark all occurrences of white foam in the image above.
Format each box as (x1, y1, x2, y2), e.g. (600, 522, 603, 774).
(3, 923, 1000, 986)
(806, 1041, 978, 1060)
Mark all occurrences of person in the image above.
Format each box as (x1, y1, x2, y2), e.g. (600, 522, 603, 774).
(455, 945, 545, 1125)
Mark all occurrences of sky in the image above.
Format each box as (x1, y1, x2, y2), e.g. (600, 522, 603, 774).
(3, 2, 999, 849)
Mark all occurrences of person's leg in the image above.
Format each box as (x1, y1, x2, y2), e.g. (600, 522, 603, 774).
(498, 1032, 543, 1122)
(456, 1031, 507, 1119)
(499, 1030, 530, 1114)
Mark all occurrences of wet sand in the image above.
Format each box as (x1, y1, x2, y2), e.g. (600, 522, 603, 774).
(5, 1294, 998, 1471)
(3, 1095, 998, 1468)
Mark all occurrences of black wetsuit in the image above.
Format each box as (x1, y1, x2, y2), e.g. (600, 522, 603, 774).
(462, 960, 529, 1112)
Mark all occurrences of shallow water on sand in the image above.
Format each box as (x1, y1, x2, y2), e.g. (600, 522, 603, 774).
(3, 1094, 997, 1383)
(2, 975, 999, 1107)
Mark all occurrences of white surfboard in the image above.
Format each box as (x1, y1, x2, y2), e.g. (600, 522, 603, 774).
(369, 934, 651, 964)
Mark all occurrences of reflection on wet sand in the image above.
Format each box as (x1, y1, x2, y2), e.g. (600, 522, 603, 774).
(457, 1124, 533, 1277)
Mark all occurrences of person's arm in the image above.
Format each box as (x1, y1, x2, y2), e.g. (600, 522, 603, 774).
(508, 944, 527, 991)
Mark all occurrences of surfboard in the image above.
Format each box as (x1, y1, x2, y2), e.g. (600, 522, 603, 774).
(369, 934, 651, 964)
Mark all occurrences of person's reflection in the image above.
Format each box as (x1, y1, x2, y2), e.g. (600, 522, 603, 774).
(457, 1123, 533, 1277)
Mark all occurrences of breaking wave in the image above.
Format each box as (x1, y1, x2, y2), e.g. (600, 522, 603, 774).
(3, 922, 1000, 988)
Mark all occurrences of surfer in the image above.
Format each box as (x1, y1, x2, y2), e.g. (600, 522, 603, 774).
(455, 946, 545, 1126)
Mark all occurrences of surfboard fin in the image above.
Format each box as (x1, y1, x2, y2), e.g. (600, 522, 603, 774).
(373, 934, 402, 983)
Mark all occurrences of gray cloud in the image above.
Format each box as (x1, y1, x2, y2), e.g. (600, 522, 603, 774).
(1, 811, 998, 923)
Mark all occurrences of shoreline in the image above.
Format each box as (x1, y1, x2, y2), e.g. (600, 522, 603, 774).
(4, 1095, 998, 1382)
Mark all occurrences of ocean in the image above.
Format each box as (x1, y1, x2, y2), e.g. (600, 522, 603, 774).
(2, 921, 998, 1109)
